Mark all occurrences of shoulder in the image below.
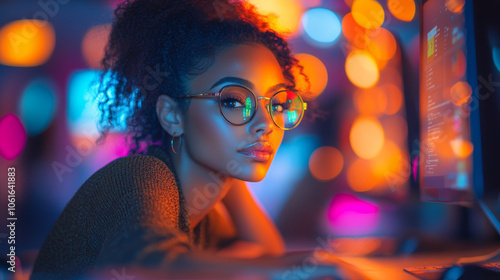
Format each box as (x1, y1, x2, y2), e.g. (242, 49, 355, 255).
(70, 153, 181, 222)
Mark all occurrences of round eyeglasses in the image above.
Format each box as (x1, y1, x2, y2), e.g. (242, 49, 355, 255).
(178, 85, 307, 130)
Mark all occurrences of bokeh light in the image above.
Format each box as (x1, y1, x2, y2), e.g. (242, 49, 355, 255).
(450, 138, 474, 158)
(347, 159, 378, 192)
(0, 114, 27, 160)
(67, 70, 127, 140)
(248, 0, 303, 35)
(451, 49, 466, 78)
(492, 47, 500, 72)
(302, 8, 341, 43)
(388, 0, 416, 22)
(342, 13, 367, 48)
(0, 20, 55, 67)
(327, 193, 379, 236)
(367, 28, 397, 61)
(450, 81, 472, 106)
(82, 24, 111, 69)
(18, 78, 58, 136)
(345, 51, 379, 88)
(349, 116, 385, 159)
(445, 0, 465, 14)
(294, 53, 328, 98)
(309, 146, 344, 182)
(371, 140, 407, 186)
(351, 0, 385, 30)
(353, 87, 387, 116)
(380, 83, 403, 115)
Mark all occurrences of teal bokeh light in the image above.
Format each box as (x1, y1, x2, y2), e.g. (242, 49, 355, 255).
(18, 78, 58, 136)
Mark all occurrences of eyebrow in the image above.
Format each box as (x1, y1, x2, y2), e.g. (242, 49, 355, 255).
(210, 77, 287, 95)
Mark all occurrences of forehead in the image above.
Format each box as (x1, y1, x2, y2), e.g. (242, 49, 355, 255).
(188, 43, 286, 93)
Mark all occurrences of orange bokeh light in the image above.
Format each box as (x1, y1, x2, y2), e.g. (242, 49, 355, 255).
(388, 0, 416, 22)
(354, 86, 387, 116)
(248, 0, 303, 35)
(380, 83, 403, 115)
(342, 13, 367, 48)
(345, 51, 379, 88)
(445, 0, 465, 14)
(309, 146, 344, 182)
(0, 20, 55, 67)
(294, 53, 328, 99)
(82, 24, 111, 69)
(351, 0, 385, 30)
(367, 28, 397, 61)
(450, 138, 474, 158)
(450, 81, 472, 106)
(350, 116, 385, 159)
(347, 158, 378, 192)
(371, 140, 408, 185)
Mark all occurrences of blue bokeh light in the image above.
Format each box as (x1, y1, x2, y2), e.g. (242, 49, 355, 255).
(302, 8, 341, 43)
(493, 47, 500, 72)
(18, 78, 58, 136)
(67, 70, 128, 137)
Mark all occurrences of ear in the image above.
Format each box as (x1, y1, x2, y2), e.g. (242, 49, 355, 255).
(156, 94, 184, 136)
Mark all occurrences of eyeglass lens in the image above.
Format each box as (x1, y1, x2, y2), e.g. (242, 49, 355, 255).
(219, 86, 304, 129)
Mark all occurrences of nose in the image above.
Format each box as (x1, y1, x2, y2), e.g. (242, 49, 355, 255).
(249, 97, 274, 135)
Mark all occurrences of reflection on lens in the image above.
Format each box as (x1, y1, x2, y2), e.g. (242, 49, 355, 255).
(220, 86, 255, 125)
(271, 90, 303, 129)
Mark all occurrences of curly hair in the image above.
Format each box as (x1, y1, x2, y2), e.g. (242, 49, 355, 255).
(94, 0, 311, 156)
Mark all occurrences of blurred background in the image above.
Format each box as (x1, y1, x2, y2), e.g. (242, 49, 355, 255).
(0, 0, 498, 276)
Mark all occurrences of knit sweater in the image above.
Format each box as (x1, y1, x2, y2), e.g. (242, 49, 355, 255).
(30, 145, 236, 279)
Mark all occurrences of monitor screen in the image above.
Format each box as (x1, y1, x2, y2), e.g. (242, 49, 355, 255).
(419, 0, 500, 205)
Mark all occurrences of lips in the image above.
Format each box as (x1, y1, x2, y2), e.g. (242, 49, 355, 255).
(238, 141, 274, 162)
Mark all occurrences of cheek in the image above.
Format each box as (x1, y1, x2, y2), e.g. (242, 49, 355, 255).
(184, 101, 241, 167)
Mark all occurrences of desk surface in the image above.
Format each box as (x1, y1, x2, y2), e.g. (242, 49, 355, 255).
(336, 245, 500, 280)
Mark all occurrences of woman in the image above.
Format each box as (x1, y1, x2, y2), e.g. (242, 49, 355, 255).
(30, 0, 362, 279)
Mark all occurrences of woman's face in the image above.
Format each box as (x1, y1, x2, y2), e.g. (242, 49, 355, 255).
(183, 43, 286, 182)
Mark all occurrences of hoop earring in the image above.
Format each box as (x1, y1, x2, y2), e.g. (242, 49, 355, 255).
(171, 132, 182, 154)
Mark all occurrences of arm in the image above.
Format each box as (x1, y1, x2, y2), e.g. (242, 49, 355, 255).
(219, 179, 286, 257)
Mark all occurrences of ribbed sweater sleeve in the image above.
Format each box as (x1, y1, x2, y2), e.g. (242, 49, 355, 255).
(30, 154, 191, 280)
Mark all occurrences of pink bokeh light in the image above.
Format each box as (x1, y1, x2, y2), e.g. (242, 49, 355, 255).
(0, 114, 27, 160)
(327, 193, 379, 236)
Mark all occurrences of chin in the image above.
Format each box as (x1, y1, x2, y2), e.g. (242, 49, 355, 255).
(233, 165, 269, 182)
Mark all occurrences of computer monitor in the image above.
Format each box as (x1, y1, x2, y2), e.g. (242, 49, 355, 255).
(419, 0, 500, 212)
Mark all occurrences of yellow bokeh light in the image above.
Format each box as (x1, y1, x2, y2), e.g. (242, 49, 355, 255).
(351, 0, 385, 29)
(380, 83, 403, 115)
(82, 24, 111, 69)
(0, 20, 55, 67)
(345, 51, 379, 88)
(248, 0, 303, 35)
(309, 146, 344, 182)
(347, 158, 378, 192)
(450, 138, 474, 158)
(450, 81, 472, 106)
(388, 0, 416, 22)
(354, 86, 387, 116)
(294, 53, 328, 99)
(350, 116, 385, 159)
(367, 28, 397, 61)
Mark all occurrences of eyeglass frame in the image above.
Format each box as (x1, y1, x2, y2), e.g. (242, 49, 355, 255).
(176, 84, 307, 130)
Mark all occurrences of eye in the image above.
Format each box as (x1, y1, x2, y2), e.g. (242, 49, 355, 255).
(221, 94, 247, 109)
(272, 99, 291, 113)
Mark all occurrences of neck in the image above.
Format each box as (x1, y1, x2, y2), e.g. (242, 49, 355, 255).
(173, 150, 234, 230)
